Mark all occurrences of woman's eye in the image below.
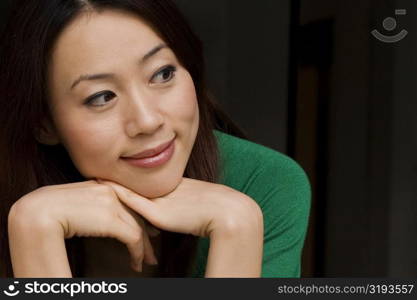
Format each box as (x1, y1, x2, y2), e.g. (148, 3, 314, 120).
(150, 65, 177, 84)
(84, 91, 116, 107)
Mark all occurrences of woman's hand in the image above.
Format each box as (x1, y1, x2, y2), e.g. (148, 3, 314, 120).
(100, 177, 264, 277)
(8, 180, 158, 276)
(99, 177, 262, 238)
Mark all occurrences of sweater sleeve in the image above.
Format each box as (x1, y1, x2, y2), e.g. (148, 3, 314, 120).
(249, 154, 311, 277)
(189, 154, 311, 278)
(188, 130, 311, 278)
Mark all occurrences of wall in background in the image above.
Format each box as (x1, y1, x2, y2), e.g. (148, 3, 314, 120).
(0, 0, 12, 34)
(299, 0, 417, 276)
(175, 0, 291, 152)
(388, 0, 417, 277)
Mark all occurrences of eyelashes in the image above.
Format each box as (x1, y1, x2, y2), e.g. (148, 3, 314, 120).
(83, 65, 177, 107)
(150, 65, 177, 84)
(84, 90, 116, 107)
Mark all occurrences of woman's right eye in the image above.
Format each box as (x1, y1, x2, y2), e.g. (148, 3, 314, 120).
(84, 91, 116, 107)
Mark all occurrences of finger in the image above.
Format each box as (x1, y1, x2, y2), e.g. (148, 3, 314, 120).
(117, 209, 158, 266)
(119, 202, 147, 230)
(142, 225, 158, 265)
(99, 180, 158, 224)
(124, 205, 161, 237)
(110, 217, 144, 272)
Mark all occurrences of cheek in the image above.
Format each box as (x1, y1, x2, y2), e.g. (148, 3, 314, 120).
(55, 116, 121, 174)
(167, 71, 199, 125)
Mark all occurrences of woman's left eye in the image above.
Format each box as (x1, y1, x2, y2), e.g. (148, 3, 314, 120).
(150, 65, 177, 84)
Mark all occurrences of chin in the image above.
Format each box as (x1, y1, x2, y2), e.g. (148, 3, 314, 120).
(129, 176, 181, 199)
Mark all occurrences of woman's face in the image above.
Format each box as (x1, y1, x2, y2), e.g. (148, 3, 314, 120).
(47, 9, 199, 198)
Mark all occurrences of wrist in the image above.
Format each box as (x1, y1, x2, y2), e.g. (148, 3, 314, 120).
(8, 198, 65, 239)
(205, 197, 264, 277)
(209, 194, 264, 239)
(8, 201, 71, 277)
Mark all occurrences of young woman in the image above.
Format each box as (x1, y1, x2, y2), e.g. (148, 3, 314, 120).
(0, 0, 311, 278)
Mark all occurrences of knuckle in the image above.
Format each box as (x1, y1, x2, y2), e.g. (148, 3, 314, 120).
(97, 194, 117, 210)
(130, 227, 143, 244)
(9, 195, 41, 220)
(222, 194, 264, 233)
(220, 214, 244, 234)
(7, 202, 23, 226)
(101, 196, 115, 209)
(36, 185, 47, 192)
(238, 196, 263, 222)
(8, 197, 53, 232)
(94, 184, 114, 197)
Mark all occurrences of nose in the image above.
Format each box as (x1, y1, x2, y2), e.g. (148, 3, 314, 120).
(123, 90, 164, 137)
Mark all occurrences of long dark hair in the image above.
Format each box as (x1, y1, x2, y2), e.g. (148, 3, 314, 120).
(0, 0, 247, 277)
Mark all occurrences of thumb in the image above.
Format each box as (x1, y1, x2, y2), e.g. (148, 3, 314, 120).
(98, 180, 158, 224)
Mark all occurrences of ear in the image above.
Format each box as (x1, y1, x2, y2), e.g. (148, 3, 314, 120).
(35, 119, 60, 145)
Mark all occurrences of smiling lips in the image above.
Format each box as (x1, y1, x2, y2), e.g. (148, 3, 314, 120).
(121, 137, 176, 168)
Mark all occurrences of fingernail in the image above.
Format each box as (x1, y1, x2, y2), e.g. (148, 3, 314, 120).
(132, 261, 142, 272)
(150, 257, 158, 265)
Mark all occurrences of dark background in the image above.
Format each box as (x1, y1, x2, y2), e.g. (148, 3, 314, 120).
(1, 0, 416, 277)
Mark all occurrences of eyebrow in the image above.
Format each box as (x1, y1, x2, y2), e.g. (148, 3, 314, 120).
(70, 43, 168, 90)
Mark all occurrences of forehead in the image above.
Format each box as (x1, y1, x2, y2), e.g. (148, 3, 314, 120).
(48, 9, 165, 86)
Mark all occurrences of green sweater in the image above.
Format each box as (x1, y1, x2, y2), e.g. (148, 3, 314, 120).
(189, 130, 311, 277)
